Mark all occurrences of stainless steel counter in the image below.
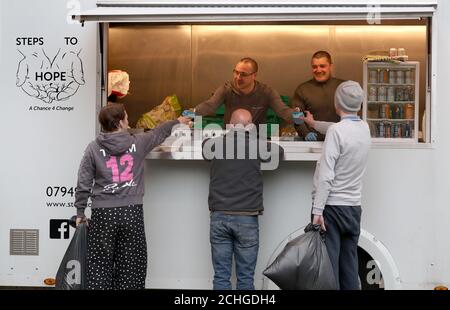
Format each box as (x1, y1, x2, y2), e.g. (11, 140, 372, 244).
(148, 140, 323, 161)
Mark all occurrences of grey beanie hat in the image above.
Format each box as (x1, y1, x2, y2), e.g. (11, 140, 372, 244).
(335, 80, 364, 112)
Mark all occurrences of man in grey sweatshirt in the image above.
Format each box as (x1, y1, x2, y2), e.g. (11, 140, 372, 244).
(194, 57, 295, 126)
(74, 103, 189, 289)
(303, 81, 371, 289)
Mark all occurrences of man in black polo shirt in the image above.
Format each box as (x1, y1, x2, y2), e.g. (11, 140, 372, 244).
(290, 51, 345, 141)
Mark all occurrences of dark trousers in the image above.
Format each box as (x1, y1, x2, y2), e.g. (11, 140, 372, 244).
(87, 204, 147, 290)
(323, 205, 362, 290)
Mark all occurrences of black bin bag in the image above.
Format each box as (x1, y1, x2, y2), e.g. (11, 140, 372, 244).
(55, 222, 88, 289)
(263, 223, 337, 290)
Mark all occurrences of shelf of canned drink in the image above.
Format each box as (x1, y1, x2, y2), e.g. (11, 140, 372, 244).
(367, 86, 415, 102)
(368, 68, 416, 85)
(368, 118, 414, 121)
(367, 102, 414, 119)
(368, 83, 415, 86)
(370, 138, 416, 143)
(367, 101, 414, 103)
(363, 61, 419, 142)
(368, 121, 414, 139)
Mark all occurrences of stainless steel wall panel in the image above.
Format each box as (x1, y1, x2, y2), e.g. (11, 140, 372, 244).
(108, 25, 192, 126)
(108, 23, 427, 127)
(191, 25, 331, 105)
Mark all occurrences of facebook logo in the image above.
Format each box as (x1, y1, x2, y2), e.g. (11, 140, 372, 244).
(50, 219, 70, 239)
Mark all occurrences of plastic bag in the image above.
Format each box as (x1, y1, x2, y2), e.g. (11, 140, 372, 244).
(136, 94, 182, 129)
(263, 223, 337, 290)
(55, 222, 88, 289)
(108, 70, 130, 98)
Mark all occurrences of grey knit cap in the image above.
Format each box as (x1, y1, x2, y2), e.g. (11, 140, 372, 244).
(335, 81, 364, 112)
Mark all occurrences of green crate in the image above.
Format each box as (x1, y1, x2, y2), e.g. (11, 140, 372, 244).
(209, 96, 290, 136)
(265, 95, 290, 136)
(201, 116, 224, 129)
(215, 104, 225, 116)
(214, 96, 289, 118)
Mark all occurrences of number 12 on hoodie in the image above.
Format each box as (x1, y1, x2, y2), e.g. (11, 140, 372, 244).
(106, 154, 134, 183)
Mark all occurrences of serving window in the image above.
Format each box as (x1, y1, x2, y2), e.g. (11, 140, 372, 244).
(105, 19, 430, 144)
(73, 1, 437, 145)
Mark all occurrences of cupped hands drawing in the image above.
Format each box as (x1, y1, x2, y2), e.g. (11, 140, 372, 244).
(16, 48, 85, 103)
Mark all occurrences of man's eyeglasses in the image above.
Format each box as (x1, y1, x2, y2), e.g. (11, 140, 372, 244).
(233, 69, 255, 78)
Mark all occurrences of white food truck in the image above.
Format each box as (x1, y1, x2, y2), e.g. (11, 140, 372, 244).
(1, 0, 449, 290)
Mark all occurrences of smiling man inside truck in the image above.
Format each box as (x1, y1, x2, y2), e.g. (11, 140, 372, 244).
(193, 57, 296, 128)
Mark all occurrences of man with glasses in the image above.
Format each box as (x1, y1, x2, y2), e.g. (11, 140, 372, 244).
(290, 51, 345, 141)
(194, 57, 295, 128)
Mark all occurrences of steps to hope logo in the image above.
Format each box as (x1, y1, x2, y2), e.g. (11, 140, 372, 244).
(16, 36, 85, 104)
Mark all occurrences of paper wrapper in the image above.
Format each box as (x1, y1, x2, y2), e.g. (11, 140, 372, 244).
(136, 94, 182, 129)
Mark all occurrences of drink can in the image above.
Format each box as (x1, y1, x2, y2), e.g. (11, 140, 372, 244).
(385, 122, 392, 138)
(368, 86, 377, 101)
(379, 104, 385, 118)
(377, 86, 386, 102)
(405, 122, 411, 138)
(387, 87, 395, 102)
(292, 111, 304, 125)
(385, 104, 391, 119)
(379, 69, 389, 84)
(395, 87, 404, 102)
(369, 70, 378, 83)
(393, 122, 399, 137)
(396, 70, 405, 84)
(405, 70, 412, 84)
(407, 86, 414, 101)
(383, 70, 389, 83)
(389, 70, 396, 84)
(403, 86, 409, 101)
(405, 104, 414, 119)
(378, 122, 384, 137)
(392, 105, 400, 119)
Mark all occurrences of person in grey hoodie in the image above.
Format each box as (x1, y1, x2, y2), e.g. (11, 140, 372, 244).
(74, 103, 190, 290)
(302, 81, 371, 289)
